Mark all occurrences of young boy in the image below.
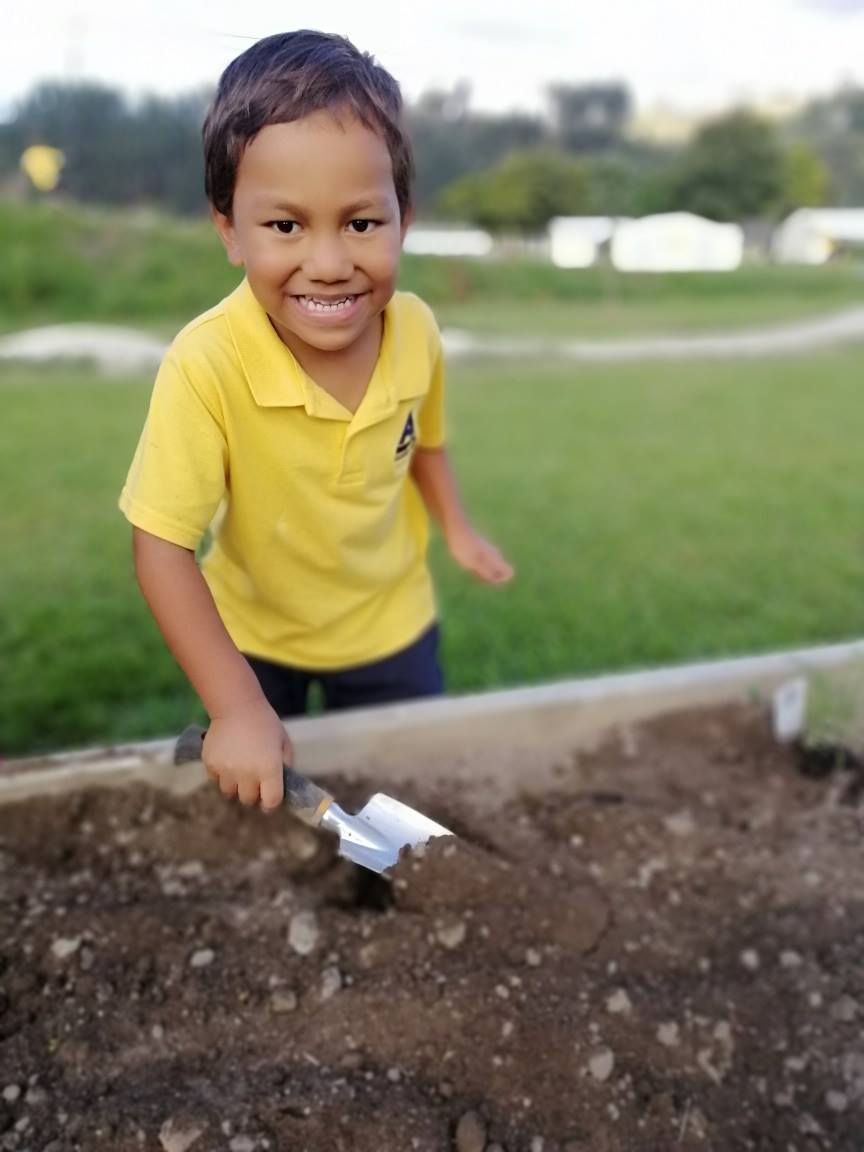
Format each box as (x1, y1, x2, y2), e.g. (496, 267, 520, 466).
(120, 30, 513, 811)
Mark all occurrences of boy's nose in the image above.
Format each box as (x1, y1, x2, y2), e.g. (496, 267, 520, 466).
(303, 235, 353, 283)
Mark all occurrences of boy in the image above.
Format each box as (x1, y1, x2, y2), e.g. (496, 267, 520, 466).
(120, 30, 513, 811)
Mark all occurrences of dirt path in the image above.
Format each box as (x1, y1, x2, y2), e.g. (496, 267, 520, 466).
(444, 304, 864, 362)
(2, 306, 864, 374)
(1, 703, 861, 1151)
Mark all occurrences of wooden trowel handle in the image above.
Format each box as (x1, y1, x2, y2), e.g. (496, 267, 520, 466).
(174, 724, 333, 828)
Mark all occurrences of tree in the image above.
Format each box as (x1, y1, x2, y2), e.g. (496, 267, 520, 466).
(437, 149, 592, 232)
(408, 92, 544, 212)
(657, 111, 786, 220)
(780, 143, 829, 213)
(0, 82, 209, 214)
(786, 86, 864, 205)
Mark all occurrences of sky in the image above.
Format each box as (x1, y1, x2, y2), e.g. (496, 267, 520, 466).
(3, 0, 864, 120)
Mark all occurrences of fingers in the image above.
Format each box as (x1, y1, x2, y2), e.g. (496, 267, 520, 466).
(282, 733, 294, 765)
(210, 768, 283, 809)
(475, 546, 514, 585)
(237, 777, 262, 807)
(218, 773, 239, 799)
(205, 761, 279, 809)
(259, 772, 284, 812)
(202, 706, 290, 811)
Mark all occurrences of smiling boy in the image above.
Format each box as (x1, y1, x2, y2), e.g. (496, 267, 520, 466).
(120, 30, 513, 810)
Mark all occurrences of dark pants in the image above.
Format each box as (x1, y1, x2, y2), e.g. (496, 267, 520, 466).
(245, 624, 444, 718)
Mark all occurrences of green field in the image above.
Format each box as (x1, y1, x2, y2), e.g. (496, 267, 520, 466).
(3, 349, 864, 757)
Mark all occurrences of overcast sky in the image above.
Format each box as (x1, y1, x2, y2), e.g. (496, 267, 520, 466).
(3, 0, 864, 119)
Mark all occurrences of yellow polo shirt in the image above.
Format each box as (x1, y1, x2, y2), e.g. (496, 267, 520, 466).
(120, 279, 445, 669)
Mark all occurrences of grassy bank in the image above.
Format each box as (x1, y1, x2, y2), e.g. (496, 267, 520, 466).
(2, 198, 863, 337)
(3, 350, 863, 756)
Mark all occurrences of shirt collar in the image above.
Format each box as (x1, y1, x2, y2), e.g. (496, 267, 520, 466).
(224, 279, 308, 408)
(223, 278, 424, 412)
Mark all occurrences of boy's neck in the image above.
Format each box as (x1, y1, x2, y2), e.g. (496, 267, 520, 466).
(271, 313, 384, 415)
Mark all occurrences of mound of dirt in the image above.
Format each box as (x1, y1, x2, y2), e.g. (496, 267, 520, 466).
(0, 703, 861, 1151)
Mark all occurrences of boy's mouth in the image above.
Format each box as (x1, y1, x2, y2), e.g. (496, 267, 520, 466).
(295, 294, 360, 314)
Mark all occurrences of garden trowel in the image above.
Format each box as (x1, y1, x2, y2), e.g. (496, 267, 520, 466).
(174, 725, 453, 874)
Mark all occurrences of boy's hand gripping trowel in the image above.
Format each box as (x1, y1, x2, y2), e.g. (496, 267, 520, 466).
(174, 725, 452, 875)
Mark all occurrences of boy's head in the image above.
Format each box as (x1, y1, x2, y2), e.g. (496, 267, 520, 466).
(203, 30, 414, 221)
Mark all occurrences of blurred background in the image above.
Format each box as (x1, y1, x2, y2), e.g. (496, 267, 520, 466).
(2, 0, 864, 756)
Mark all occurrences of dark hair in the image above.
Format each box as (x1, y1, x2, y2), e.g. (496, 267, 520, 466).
(203, 30, 414, 219)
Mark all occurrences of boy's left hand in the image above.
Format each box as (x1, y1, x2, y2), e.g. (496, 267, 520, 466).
(448, 526, 514, 584)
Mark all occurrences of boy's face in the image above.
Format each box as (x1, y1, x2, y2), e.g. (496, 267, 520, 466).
(213, 112, 407, 360)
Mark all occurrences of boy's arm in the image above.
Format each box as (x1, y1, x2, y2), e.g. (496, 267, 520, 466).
(410, 447, 513, 584)
(132, 528, 289, 809)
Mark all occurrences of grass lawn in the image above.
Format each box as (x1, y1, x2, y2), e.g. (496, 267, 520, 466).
(3, 350, 864, 757)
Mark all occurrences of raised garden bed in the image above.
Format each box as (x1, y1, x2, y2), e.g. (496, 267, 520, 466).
(1, 687, 861, 1151)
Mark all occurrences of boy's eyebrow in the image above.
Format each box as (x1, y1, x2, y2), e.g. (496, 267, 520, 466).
(342, 199, 385, 215)
(264, 198, 388, 216)
(268, 201, 305, 216)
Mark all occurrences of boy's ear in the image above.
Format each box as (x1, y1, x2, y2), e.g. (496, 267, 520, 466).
(211, 207, 244, 267)
(399, 206, 414, 244)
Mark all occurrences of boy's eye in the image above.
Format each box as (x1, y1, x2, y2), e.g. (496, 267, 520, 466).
(269, 220, 298, 235)
(348, 219, 378, 234)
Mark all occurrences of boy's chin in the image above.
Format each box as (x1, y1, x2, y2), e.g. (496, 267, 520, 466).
(271, 315, 374, 356)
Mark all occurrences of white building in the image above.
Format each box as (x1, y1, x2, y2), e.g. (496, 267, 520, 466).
(403, 226, 493, 258)
(548, 216, 623, 269)
(611, 212, 743, 273)
(772, 208, 864, 265)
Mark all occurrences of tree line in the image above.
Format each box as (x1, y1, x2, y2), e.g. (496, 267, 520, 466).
(1, 79, 862, 231)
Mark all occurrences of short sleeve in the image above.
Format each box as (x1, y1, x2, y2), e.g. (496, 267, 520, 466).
(119, 353, 228, 549)
(416, 327, 446, 450)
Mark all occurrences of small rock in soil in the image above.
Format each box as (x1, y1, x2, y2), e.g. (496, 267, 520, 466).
(454, 1109, 486, 1152)
(825, 1090, 848, 1113)
(779, 949, 803, 968)
(189, 949, 215, 969)
(288, 910, 320, 956)
(606, 989, 632, 1015)
(320, 966, 342, 1001)
(657, 1022, 680, 1047)
(436, 919, 467, 950)
(229, 1137, 256, 1152)
(270, 990, 298, 1014)
(1, 1086, 20, 1103)
(663, 809, 695, 837)
(159, 1118, 204, 1152)
(589, 1048, 615, 1082)
(50, 936, 81, 960)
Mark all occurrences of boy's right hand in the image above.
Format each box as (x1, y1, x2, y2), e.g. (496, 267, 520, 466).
(202, 696, 291, 811)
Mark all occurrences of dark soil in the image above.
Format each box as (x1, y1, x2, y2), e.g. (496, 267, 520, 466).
(0, 703, 862, 1152)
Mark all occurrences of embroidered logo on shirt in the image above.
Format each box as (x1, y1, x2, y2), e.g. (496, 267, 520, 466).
(395, 411, 417, 461)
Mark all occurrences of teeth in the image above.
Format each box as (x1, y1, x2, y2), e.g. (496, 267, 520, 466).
(298, 296, 355, 313)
